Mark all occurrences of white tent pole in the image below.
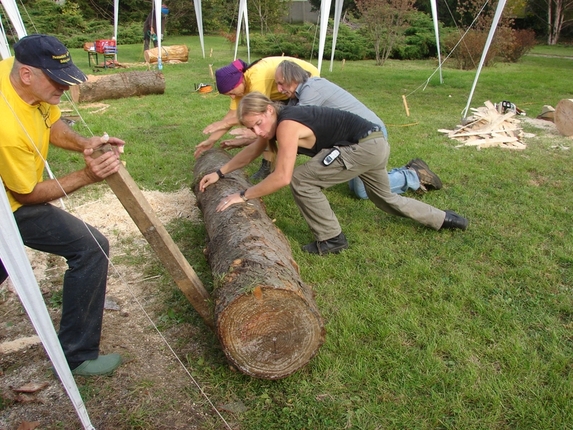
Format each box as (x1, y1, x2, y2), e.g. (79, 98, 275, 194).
(154, 0, 163, 69)
(462, 0, 507, 119)
(234, 0, 250, 63)
(1, 0, 27, 39)
(317, 0, 332, 73)
(0, 178, 94, 430)
(243, 0, 250, 63)
(193, 0, 205, 58)
(0, 13, 10, 59)
(429, 0, 443, 84)
(113, 0, 119, 60)
(328, 0, 343, 72)
(113, 0, 119, 42)
(233, 0, 244, 60)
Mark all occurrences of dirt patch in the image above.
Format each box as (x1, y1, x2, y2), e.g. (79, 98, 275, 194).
(0, 189, 229, 429)
(521, 116, 562, 136)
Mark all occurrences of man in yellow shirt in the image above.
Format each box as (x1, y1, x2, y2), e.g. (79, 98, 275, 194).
(195, 57, 319, 180)
(0, 34, 125, 376)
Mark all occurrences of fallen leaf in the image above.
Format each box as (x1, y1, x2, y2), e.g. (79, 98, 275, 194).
(11, 381, 49, 393)
(17, 421, 41, 430)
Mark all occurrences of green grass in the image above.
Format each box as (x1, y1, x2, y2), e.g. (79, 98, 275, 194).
(51, 38, 573, 429)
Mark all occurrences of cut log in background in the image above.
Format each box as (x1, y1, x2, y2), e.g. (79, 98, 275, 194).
(554, 99, 573, 137)
(193, 149, 325, 380)
(144, 45, 189, 64)
(70, 71, 165, 103)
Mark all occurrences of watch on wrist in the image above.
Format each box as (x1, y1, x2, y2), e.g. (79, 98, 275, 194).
(216, 169, 225, 179)
(240, 189, 249, 201)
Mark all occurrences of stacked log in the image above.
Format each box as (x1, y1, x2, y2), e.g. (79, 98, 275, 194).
(438, 100, 526, 150)
(193, 149, 325, 380)
(70, 71, 165, 103)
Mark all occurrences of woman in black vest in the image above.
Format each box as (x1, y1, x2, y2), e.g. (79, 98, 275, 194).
(199, 92, 468, 255)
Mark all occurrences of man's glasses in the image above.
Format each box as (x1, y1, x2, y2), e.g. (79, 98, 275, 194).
(37, 104, 52, 129)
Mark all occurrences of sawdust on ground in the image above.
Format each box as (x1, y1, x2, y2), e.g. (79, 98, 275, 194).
(0, 188, 231, 430)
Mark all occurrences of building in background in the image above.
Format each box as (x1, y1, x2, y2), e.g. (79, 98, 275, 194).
(285, 0, 319, 24)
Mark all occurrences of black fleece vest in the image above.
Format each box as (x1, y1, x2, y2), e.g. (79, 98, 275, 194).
(277, 105, 377, 157)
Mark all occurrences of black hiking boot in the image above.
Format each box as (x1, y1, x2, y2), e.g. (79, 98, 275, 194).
(250, 159, 272, 182)
(406, 158, 443, 191)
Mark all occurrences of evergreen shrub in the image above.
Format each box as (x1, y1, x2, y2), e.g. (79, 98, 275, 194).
(249, 23, 370, 60)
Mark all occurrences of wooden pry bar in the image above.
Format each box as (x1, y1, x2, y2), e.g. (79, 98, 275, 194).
(95, 145, 213, 327)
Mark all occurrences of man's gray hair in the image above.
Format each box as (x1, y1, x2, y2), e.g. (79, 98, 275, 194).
(277, 60, 311, 85)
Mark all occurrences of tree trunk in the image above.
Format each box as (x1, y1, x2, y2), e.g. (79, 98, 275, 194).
(547, 0, 565, 45)
(193, 149, 325, 380)
(144, 45, 189, 63)
(70, 71, 165, 103)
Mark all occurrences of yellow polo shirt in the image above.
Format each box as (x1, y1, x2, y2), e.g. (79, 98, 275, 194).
(229, 56, 319, 110)
(0, 57, 61, 211)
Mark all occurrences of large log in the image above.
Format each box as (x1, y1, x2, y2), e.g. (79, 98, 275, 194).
(193, 149, 325, 379)
(69, 71, 165, 103)
(144, 45, 189, 64)
(555, 99, 573, 136)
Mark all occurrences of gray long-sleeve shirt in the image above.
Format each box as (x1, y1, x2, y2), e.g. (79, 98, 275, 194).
(291, 77, 387, 138)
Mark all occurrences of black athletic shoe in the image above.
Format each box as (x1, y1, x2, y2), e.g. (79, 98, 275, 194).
(302, 233, 349, 255)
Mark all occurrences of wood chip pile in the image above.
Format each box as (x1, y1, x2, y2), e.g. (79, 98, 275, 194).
(438, 100, 526, 150)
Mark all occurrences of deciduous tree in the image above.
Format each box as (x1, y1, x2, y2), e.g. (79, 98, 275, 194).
(545, 0, 573, 44)
(356, 0, 415, 66)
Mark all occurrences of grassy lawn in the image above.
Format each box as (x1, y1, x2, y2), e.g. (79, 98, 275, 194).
(49, 37, 573, 429)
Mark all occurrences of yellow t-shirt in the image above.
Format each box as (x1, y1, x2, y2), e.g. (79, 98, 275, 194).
(0, 57, 61, 212)
(229, 56, 320, 110)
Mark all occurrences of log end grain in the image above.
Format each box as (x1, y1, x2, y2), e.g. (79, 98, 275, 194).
(555, 99, 573, 136)
(217, 287, 325, 380)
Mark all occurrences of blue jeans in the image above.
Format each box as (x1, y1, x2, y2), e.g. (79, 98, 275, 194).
(348, 167, 420, 199)
(9, 203, 109, 367)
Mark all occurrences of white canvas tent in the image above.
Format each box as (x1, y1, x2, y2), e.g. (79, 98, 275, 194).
(111, 0, 207, 65)
(0, 1, 507, 425)
(0, 0, 505, 82)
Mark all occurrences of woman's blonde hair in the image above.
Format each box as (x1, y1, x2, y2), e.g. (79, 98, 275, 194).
(237, 92, 282, 155)
(237, 92, 282, 125)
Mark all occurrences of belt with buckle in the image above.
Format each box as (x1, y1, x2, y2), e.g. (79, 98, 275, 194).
(359, 126, 382, 141)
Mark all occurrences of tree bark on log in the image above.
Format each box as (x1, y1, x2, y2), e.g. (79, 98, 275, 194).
(144, 45, 189, 63)
(69, 71, 165, 103)
(555, 99, 573, 136)
(193, 149, 325, 380)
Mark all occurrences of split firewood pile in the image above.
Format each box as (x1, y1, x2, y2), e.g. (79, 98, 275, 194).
(438, 100, 526, 150)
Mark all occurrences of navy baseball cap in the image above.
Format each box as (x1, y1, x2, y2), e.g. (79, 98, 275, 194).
(14, 34, 87, 86)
